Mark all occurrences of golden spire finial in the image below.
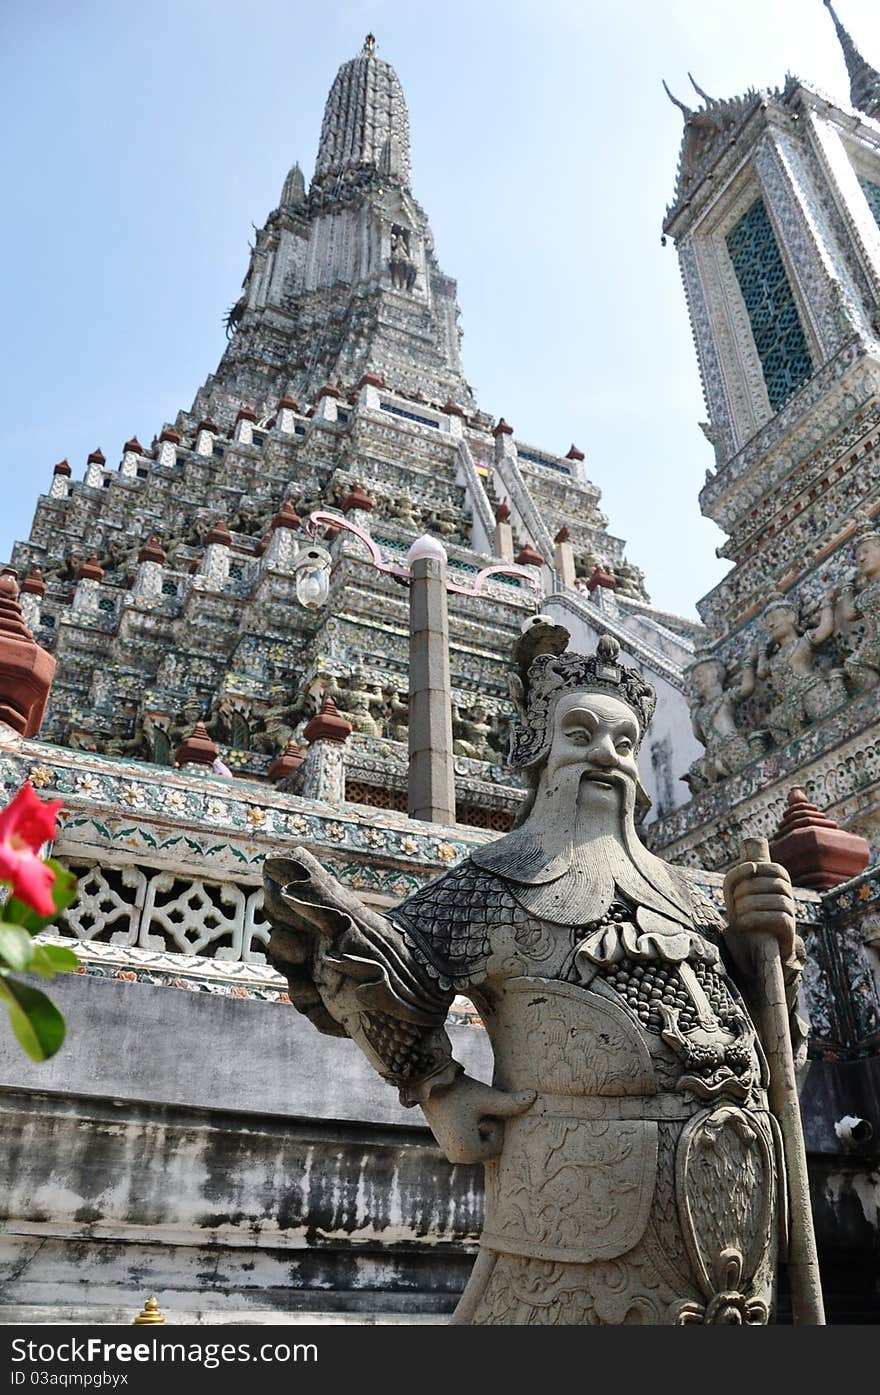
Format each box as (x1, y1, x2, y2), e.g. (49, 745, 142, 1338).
(363, 33, 376, 56)
(133, 1295, 165, 1325)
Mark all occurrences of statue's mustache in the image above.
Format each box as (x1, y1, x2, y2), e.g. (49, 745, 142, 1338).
(578, 767, 628, 788)
(545, 765, 631, 801)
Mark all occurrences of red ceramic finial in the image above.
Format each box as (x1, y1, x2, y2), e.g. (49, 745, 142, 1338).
(316, 384, 341, 401)
(205, 520, 232, 547)
(236, 405, 257, 423)
(587, 564, 617, 592)
(271, 500, 303, 532)
(137, 535, 166, 565)
(277, 395, 299, 412)
(303, 696, 353, 745)
(493, 418, 514, 437)
(0, 573, 56, 736)
(565, 444, 585, 462)
(554, 525, 571, 544)
(268, 738, 305, 783)
(341, 483, 375, 514)
(20, 568, 46, 598)
(159, 427, 181, 445)
(495, 500, 512, 524)
(53, 459, 71, 477)
(357, 372, 384, 390)
(76, 555, 104, 582)
(515, 542, 544, 567)
(769, 786, 870, 890)
(123, 436, 144, 455)
(174, 720, 219, 768)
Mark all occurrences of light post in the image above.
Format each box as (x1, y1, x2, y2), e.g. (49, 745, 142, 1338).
(296, 510, 542, 823)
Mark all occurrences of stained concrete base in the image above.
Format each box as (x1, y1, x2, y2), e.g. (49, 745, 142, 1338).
(0, 974, 490, 1321)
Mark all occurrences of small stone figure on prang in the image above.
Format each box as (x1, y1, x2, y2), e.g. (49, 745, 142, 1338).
(101, 708, 151, 760)
(614, 559, 650, 603)
(339, 665, 383, 738)
(756, 590, 846, 745)
(250, 684, 315, 755)
(264, 623, 805, 1324)
(685, 652, 753, 792)
(834, 518, 880, 691)
(391, 493, 420, 533)
(169, 698, 206, 751)
(452, 699, 492, 761)
(385, 687, 409, 743)
(389, 223, 416, 291)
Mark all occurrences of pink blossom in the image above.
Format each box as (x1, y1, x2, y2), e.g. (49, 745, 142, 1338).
(0, 782, 64, 917)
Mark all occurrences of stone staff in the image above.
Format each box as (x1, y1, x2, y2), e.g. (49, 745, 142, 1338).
(730, 835, 825, 1325)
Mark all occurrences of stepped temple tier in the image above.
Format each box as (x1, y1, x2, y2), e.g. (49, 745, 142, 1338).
(1, 24, 880, 1323)
(4, 34, 700, 831)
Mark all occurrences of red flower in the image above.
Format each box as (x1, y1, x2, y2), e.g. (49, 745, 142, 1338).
(0, 782, 64, 918)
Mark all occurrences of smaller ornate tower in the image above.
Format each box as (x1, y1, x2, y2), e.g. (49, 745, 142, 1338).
(653, 2, 880, 866)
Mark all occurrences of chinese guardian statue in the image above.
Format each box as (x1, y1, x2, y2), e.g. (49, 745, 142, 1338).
(264, 623, 805, 1325)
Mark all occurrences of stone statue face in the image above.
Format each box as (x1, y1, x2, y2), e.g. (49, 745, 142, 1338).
(544, 691, 640, 817)
(855, 536, 880, 580)
(693, 661, 724, 700)
(766, 606, 796, 643)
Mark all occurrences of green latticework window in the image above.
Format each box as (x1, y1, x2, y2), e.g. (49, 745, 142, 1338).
(859, 177, 880, 231)
(725, 197, 812, 412)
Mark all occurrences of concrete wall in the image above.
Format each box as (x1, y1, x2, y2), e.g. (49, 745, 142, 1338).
(0, 976, 492, 1323)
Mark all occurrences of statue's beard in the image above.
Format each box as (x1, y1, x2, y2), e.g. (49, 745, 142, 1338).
(472, 762, 694, 929)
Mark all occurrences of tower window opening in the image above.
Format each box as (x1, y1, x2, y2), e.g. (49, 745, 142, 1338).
(725, 196, 812, 412)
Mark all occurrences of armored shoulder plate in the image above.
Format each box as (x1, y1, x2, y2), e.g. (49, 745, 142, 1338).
(390, 857, 529, 990)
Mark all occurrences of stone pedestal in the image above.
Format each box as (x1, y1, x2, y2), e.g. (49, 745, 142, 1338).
(554, 526, 576, 590)
(298, 698, 352, 801)
(120, 438, 144, 477)
(49, 460, 71, 499)
(158, 430, 179, 468)
(133, 537, 166, 599)
(234, 407, 256, 444)
(84, 448, 106, 489)
(276, 397, 300, 433)
(493, 501, 514, 562)
(194, 421, 218, 457)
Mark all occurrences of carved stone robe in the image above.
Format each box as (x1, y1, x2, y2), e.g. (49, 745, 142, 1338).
(265, 846, 793, 1326)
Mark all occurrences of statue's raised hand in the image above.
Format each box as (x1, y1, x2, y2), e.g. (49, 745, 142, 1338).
(722, 857, 797, 973)
(421, 1074, 536, 1165)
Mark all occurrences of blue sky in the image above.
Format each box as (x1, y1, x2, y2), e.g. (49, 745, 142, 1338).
(2, 0, 879, 619)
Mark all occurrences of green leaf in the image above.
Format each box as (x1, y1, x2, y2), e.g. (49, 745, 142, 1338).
(5, 860, 78, 934)
(0, 923, 36, 972)
(0, 976, 66, 1060)
(28, 943, 80, 978)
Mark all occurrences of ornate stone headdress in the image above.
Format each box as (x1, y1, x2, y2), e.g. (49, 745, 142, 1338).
(508, 621, 656, 770)
(685, 645, 726, 679)
(763, 589, 797, 617)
